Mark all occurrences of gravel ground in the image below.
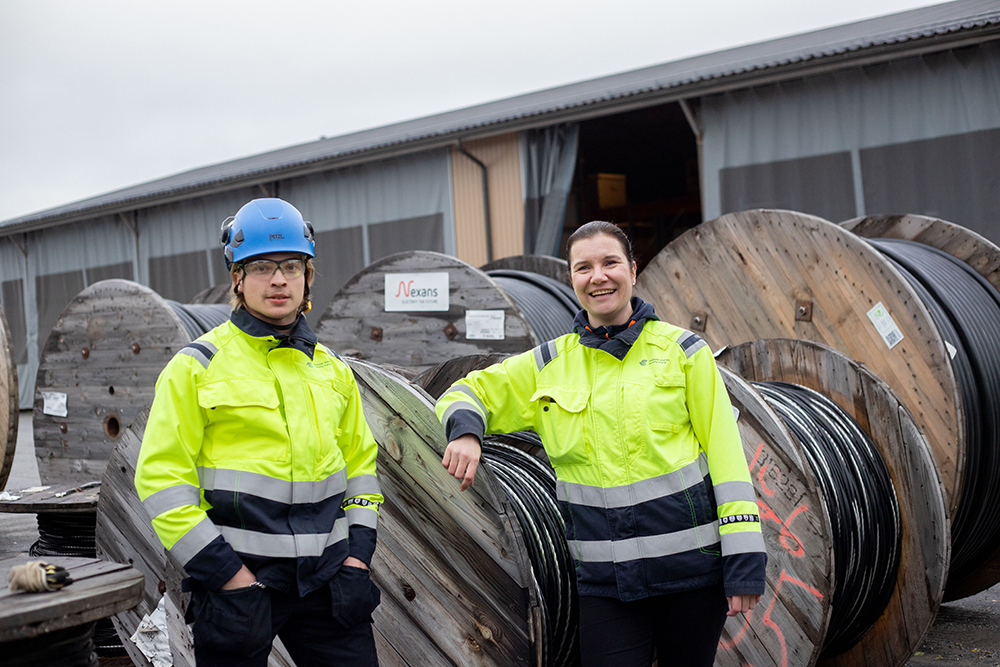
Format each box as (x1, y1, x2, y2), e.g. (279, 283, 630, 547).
(2, 411, 998, 665)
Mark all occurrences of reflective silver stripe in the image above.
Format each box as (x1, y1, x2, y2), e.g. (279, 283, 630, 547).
(557, 454, 709, 508)
(345, 474, 381, 499)
(170, 517, 221, 566)
(142, 484, 201, 519)
(179, 341, 218, 369)
(346, 506, 379, 529)
(721, 529, 767, 556)
(569, 522, 721, 563)
(678, 331, 707, 358)
(714, 480, 757, 505)
(533, 340, 559, 371)
(441, 401, 486, 430)
(444, 385, 487, 417)
(199, 467, 347, 505)
(219, 518, 349, 558)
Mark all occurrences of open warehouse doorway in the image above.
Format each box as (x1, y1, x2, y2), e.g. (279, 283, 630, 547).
(562, 102, 701, 272)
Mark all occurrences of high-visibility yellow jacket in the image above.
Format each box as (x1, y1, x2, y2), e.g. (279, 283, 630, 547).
(135, 309, 381, 594)
(436, 300, 766, 601)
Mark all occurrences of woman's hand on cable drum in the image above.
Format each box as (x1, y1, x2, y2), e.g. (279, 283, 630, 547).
(442, 434, 482, 491)
(726, 593, 761, 617)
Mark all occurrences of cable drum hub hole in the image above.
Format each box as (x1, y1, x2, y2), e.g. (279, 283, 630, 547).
(103, 414, 121, 439)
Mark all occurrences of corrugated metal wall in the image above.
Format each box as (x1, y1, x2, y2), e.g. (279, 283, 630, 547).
(1, 148, 455, 408)
(451, 133, 524, 266)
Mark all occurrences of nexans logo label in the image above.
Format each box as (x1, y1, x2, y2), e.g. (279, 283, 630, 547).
(384, 272, 450, 312)
(394, 280, 438, 299)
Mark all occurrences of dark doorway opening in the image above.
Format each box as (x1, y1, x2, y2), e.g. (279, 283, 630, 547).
(562, 103, 701, 273)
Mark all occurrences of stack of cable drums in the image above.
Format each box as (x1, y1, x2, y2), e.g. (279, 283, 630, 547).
(633, 208, 1000, 665)
(32, 279, 230, 487)
(314, 251, 578, 371)
(0, 305, 17, 491)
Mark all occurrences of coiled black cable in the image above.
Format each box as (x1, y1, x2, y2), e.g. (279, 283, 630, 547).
(486, 270, 580, 342)
(483, 433, 579, 667)
(753, 381, 901, 658)
(868, 238, 1000, 582)
(30, 512, 96, 558)
(4, 622, 99, 667)
(166, 302, 231, 339)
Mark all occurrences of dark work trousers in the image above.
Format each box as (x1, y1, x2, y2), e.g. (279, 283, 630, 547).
(189, 567, 380, 667)
(577, 583, 728, 667)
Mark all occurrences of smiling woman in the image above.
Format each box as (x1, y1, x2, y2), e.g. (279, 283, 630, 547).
(436, 220, 767, 667)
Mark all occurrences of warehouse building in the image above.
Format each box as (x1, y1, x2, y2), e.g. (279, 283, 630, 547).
(2, 0, 999, 408)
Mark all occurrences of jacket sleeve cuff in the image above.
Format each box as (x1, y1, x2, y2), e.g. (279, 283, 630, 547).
(445, 409, 485, 443)
(722, 551, 767, 597)
(348, 525, 378, 566)
(183, 535, 245, 591)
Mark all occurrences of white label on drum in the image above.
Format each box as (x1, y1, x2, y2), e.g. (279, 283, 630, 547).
(867, 302, 904, 350)
(42, 391, 68, 417)
(384, 273, 449, 311)
(466, 310, 505, 340)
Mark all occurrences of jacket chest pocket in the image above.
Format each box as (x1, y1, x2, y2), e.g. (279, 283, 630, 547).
(306, 378, 351, 468)
(531, 385, 591, 467)
(648, 372, 689, 432)
(198, 378, 288, 462)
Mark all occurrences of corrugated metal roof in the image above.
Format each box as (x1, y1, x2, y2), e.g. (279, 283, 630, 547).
(5, 0, 1000, 233)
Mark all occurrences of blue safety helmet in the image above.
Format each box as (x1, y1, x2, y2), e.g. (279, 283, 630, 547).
(221, 198, 315, 269)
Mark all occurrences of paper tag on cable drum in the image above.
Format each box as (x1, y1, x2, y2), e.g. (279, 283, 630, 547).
(42, 391, 68, 417)
(465, 310, 505, 340)
(384, 272, 449, 312)
(867, 301, 905, 350)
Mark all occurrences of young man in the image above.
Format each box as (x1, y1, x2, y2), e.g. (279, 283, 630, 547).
(135, 198, 382, 666)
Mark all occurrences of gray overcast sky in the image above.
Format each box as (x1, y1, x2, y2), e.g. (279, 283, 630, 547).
(0, 0, 947, 223)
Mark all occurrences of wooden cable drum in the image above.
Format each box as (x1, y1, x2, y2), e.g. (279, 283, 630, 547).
(718, 338, 948, 667)
(96, 359, 540, 667)
(33, 279, 229, 487)
(1, 305, 18, 491)
(314, 251, 578, 371)
(841, 214, 1000, 602)
(634, 210, 964, 523)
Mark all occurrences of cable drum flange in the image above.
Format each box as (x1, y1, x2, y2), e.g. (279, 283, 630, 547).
(719, 338, 948, 667)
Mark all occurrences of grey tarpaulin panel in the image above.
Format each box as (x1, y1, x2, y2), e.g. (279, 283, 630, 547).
(861, 127, 1000, 241)
(86, 261, 133, 285)
(308, 226, 366, 328)
(720, 151, 857, 223)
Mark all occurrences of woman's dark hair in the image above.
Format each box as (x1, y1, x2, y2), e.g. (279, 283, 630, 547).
(566, 220, 635, 265)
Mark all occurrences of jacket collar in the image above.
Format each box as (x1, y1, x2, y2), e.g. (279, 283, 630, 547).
(574, 297, 658, 359)
(231, 308, 317, 360)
